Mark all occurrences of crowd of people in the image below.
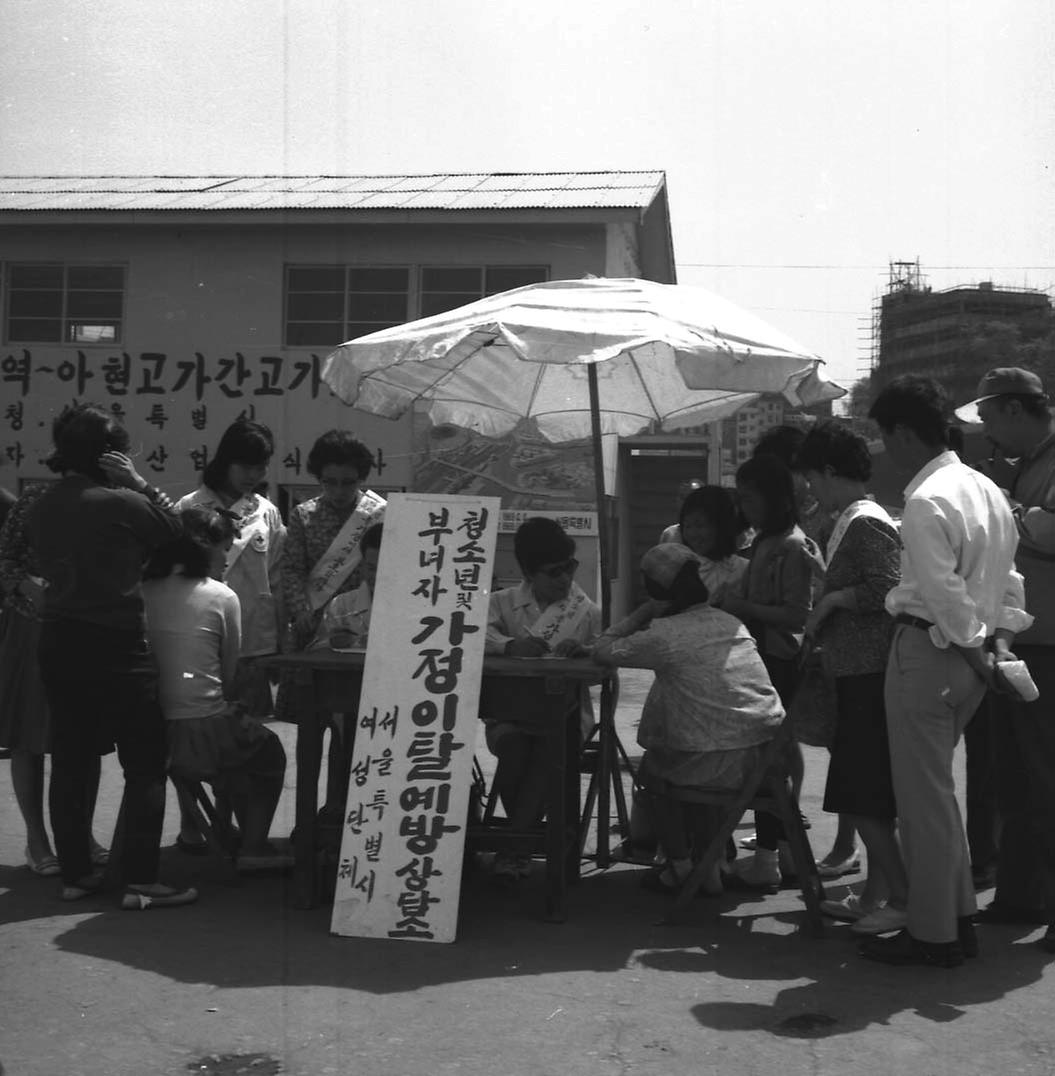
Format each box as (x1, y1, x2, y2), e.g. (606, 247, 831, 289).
(2, 367, 1054, 970)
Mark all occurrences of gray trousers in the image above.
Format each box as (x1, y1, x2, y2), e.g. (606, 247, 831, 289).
(885, 624, 985, 943)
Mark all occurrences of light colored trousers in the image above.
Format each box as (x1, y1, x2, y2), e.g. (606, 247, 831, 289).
(885, 624, 986, 943)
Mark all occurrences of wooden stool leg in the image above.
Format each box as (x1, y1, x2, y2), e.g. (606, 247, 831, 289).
(771, 778, 826, 936)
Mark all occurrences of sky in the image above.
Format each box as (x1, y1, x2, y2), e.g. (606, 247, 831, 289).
(4, 0, 1054, 402)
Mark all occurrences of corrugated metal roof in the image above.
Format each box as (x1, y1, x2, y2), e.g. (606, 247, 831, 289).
(0, 172, 666, 212)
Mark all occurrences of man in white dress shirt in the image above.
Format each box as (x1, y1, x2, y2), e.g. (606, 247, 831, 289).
(859, 376, 1032, 967)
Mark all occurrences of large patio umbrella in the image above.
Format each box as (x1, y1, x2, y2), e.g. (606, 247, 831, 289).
(321, 276, 844, 862)
(321, 276, 844, 621)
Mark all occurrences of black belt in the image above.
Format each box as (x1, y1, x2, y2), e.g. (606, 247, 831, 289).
(894, 613, 934, 632)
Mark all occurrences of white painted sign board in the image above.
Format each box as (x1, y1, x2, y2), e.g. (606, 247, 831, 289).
(330, 492, 500, 943)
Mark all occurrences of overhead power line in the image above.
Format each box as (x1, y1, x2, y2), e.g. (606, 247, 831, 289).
(678, 263, 1055, 271)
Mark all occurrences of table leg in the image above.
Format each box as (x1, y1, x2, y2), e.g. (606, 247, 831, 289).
(543, 707, 568, 923)
(292, 670, 324, 909)
(595, 678, 615, 866)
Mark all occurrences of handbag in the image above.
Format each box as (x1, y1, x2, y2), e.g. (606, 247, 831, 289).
(786, 643, 838, 749)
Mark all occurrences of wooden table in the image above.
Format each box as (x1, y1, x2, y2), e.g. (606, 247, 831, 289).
(263, 650, 605, 920)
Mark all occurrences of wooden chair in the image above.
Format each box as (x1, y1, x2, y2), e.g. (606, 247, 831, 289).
(660, 715, 827, 936)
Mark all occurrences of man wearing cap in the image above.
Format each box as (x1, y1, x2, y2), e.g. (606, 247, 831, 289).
(956, 367, 1055, 951)
(860, 376, 1032, 968)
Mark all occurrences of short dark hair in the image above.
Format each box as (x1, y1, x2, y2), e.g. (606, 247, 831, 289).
(752, 424, 805, 466)
(360, 522, 383, 553)
(306, 430, 375, 480)
(678, 485, 741, 560)
(796, 421, 872, 481)
(514, 517, 575, 575)
(45, 403, 130, 482)
(203, 419, 275, 491)
(868, 376, 950, 448)
(144, 506, 239, 580)
(736, 453, 798, 535)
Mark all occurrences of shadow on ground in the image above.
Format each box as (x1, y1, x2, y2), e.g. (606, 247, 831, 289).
(3, 848, 1051, 1040)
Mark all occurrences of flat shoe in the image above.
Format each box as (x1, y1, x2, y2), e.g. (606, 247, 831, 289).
(176, 835, 209, 856)
(851, 905, 908, 935)
(816, 853, 861, 879)
(820, 894, 880, 922)
(640, 866, 683, 894)
(26, 848, 61, 877)
(859, 929, 964, 968)
(121, 883, 198, 910)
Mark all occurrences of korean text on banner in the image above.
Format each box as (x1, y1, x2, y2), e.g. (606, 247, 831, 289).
(330, 492, 500, 943)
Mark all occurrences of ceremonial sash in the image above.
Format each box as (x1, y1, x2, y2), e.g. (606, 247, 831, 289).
(826, 498, 893, 563)
(529, 582, 594, 646)
(305, 489, 386, 611)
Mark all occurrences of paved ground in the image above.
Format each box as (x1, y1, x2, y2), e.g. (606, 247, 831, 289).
(2, 671, 1054, 1076)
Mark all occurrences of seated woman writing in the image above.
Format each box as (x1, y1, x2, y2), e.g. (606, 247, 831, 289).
(483, 517, 602, 882)
(593, 543, 784, 894)
(142, 507, 290, 874)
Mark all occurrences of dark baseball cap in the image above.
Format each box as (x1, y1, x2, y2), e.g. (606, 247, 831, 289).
(954, 367, 1047, 423)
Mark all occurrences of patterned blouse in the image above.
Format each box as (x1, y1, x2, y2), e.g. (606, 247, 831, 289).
(0, 485, 48, 620)
(282, 494, 365, 648)
(817, 515, 901, 678)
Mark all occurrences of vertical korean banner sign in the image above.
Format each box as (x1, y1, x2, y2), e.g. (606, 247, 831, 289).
(330, 492, 500, 943)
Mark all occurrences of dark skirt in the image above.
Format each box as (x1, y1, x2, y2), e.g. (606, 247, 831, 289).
(823, 671, 897, 820)
(167, 704, 284, 783)
(0, 608, 50, 754)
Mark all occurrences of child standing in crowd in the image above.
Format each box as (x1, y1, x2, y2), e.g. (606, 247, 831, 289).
(718, 453, 823, 889)
(483, 517, 602, 882)
(0, 481, 108, 879)
(143, 508, 290, 873)
(27, 403, 196, 909)
(281, 430, 386, 820)
(661, 485, 747, 605)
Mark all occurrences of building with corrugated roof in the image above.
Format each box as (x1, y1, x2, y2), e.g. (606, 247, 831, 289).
(0, 172, 676, 506)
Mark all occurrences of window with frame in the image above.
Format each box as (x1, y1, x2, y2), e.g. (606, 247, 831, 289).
(6, 264, 125, 344)
(419, 265, 548, 318)
(285, 266, 411, 347)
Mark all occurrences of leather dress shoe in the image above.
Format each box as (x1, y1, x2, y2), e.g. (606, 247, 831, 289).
(859, 929, 965, 968)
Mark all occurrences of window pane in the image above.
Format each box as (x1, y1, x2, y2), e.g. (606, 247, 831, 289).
(421, 267, 482, 292)
(486, 265, 548, 294)
(8, 288, 62, 317)
(347, 292, 409, 321)
(8, 318, 61, 342)
(286, 322, 343, 347)
(420, 293, 483, 318)
(344, 322, 401, 340)
(10, 265, 63, 289)
(286, 292, 344, 321)
(287, 267, 344, 291)
(68, 266, 124, 290)
(68, 322, 118, 343)
(67, 290, 123, 318)
(348, 267, 409, 292)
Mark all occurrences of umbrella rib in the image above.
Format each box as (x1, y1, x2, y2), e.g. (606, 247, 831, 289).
(625, 349, 663, 422)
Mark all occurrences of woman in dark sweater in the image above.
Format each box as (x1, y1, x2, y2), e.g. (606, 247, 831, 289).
(27, 404, 197, 909)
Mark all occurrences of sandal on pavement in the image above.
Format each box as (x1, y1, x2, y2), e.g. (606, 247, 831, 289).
(26, 847, 61, 877)
(819, 893, 880, 922)
(816, 852, 861, 879)
(121, 883, 199, 910)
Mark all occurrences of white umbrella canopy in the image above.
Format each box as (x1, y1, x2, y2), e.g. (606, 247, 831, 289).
(321, 276, 844, 441)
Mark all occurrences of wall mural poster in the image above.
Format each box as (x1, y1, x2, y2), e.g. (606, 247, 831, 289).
(410, 412, 597, 512)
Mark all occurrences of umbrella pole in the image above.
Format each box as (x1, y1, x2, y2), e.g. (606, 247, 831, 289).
(588, 362, 619, 866)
